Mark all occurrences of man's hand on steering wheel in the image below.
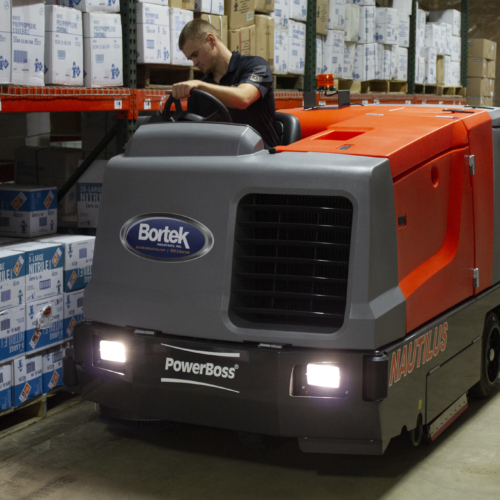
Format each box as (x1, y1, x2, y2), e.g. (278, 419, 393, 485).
(171, 80, 200, 100)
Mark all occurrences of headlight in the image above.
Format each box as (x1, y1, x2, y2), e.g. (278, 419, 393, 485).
(100, 341, 126, 363)
(306, 363, 340, 388)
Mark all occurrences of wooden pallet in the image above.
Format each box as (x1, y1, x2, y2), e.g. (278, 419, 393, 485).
(137, 64, 203, 89)
(368, 80, 408, 94)
(415, 84, 466, 96)
(273, 74, 304, 91)
(335, 79, 365, 93)
(0, 389, 81, 440)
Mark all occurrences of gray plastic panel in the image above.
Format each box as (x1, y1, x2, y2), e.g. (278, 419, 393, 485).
(124, 123, 264, 157)
(487, 107, 500, 127)
(86, 147, 405, 350)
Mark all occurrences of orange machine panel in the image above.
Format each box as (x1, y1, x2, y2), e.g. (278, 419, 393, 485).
(395, 148, 474, 332)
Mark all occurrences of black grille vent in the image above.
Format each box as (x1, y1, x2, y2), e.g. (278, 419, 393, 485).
(229, 194, 353, 332)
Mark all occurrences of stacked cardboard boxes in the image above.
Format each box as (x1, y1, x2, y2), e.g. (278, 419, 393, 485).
(467, 39, 497, 107)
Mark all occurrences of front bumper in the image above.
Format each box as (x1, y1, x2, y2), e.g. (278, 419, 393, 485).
(66, 322, 390, 454)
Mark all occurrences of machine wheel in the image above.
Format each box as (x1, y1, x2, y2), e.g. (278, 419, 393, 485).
(470, 313, 500, 399)
(408, 414, 424, 447)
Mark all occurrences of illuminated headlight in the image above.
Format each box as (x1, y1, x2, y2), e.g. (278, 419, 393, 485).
(306, 364, 340, 389)
(100, 341, 126, 363)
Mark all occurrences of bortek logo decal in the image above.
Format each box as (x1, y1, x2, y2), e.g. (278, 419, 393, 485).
(389, 322, 448, 386)
(165, 358, 237, 379)
(120, 214, 214, 262)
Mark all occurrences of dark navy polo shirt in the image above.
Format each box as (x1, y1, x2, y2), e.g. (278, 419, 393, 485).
(187, 52, 280, 148)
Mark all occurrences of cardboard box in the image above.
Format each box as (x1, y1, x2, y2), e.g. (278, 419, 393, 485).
(0, 250, 26, 312)
(484, 97, 493, 106)
(449, 61, 460, 86)
(256, 0, 274, 14)
(375, 22, 397, 46)
(170, 8, 194, 65)
(0, 186, 57, 238)
(416, 8, 426, 32)
(255, 15, 274, 70)
(14, 147, 46, 186)
(467, 58, 487, 79)
(11, 0, 45, 87)
(25, 295, 63, 354)
(194, 14, 229, 46)
(466, 95, 486, 107)
(324, 30, 344, 77)
(55, 0, 119, 12)
(450, 36, 461, 62)
(415, 55, 426, 84)
(42, 344, 64, 392)
(352, 0, 374, 5)
(225, 0, 255, 30)
(0, 138, 29, 162)
(271, 0, 288, 28)
(328, 0, 345, 31)
(77, 160, 106, 229)
(0, 362, 13, 411)
(4, 241, 64, 302)
(421, 46, 437, 85)
(63, 289, 84, 340)
(37, 235, 94, 293)
(429, 9, 460, 37)
(83, 13, 123, 87)
(273, 25, 288, 74)
(344, 4, 360, 43)
(44, 6, 83, 86)
(488, 60, 496, 79)
(392, 0, 412, 16)
(82, 111, 116, 159)
(341, 41, 356, 79)
(170, 0, 196, 9)
(425, 23, 446, 55)
(353, 42, 376, 81)
(194, 0, 224, 14)
(13, 354, 42, 406)
(0, 305, 26, 363)
(316, 35, 324, 75)
(468, 39, 497, 61)
(316, 0, 328, 36)
(0, 0, 12, 84)
(136, 3, 171, 64)
(443, 23, 452, 55)
(358, 6, 375, 44)
(137, 0, 169, 5)
(288, 20, 305, 75)
(467, 77, 490, 97)
(229, 25, 256, 56)
(490, 78, 495, 96)
(397, 12, 409, 48)
(0, 113, 50, 139)
(436, 54, 451, 85)
(289, 0, 307, 23)
(395, 46, 407, 81)
(377, 44, 393, 80)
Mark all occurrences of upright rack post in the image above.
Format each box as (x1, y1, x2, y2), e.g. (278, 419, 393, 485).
(303, 0, 317, 108)
(117, 0, 138, 154)
(407, 0, 418, 94)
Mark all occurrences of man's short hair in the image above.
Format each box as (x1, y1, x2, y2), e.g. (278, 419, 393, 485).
(178, 19, 222, 50)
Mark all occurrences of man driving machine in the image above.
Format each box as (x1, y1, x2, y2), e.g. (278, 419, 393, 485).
(172, 19, 280, 149)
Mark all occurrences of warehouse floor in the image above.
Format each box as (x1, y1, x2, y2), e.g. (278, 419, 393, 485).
(0, 386, 499, 500)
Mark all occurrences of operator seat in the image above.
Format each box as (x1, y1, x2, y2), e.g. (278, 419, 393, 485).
(275, 112, 302, 145)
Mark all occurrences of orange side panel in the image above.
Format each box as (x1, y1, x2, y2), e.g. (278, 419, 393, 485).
(398, 148, 474, 332)
(461, 113, 495, 293)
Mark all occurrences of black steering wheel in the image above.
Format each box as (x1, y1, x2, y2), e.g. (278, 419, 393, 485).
(162, 88, 232, 124)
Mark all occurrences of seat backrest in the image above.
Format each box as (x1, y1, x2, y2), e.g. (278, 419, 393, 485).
(275, 112, 302, 145)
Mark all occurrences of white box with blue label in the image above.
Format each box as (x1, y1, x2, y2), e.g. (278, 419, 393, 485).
(289, 0, 306, 23)
(169, 8, 194, 66)
(327, 0, 345, 31)
(63, 289, 84, 340)
(271, 0, 288, 27)
(324, 30, 344, 77)
(0, 249, 25, 311)
(42, 344, 64, 392)
(0, 362, 13, 411)
(54, 0, 120, 14)
(4, 241, 64, 302)
(288, 20, 305, 75)
(0, 305, 25, 364)
(25, 295, 64, 354)
(38, 235, 94, 292)
(0, 185, 58, 238)
(77, 160, 106, 229)
(45, 5, 84, 86)
(83, 12, 123, 87)
(13, 354, 42, 407)
(136, 3, 171, 64)
(0, 0, 12, 84)
(194, 0, 224, 15)
(11, 0, 45, 87)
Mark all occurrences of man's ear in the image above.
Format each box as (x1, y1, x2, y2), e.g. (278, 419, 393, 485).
(206, 33, 217, 47)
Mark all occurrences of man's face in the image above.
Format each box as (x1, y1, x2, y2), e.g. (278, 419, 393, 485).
(182, 36, 216, 75)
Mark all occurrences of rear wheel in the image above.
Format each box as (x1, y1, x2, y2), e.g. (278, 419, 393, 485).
(470, 312, 500, 399)
(408, 414, 423, 447)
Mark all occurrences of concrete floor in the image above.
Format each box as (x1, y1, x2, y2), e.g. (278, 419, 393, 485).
(0, 387, 499, 500)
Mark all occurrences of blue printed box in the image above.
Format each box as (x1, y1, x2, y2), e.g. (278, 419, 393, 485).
(0, 362, 13, 412)
(0, 304, 26, 363)
(42, 344, 64, 393)
(4, 242, 64, 302)
(25, 295, 64, 354)
(0, 249, 26, 311)
(39, 235, 94, 292)
(63, 290, 84, 340)
(13, 354, 43, 407)
(0, 185, 58, 238)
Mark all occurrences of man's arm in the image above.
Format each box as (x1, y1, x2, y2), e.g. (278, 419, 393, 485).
(172, 80, 260, 110)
